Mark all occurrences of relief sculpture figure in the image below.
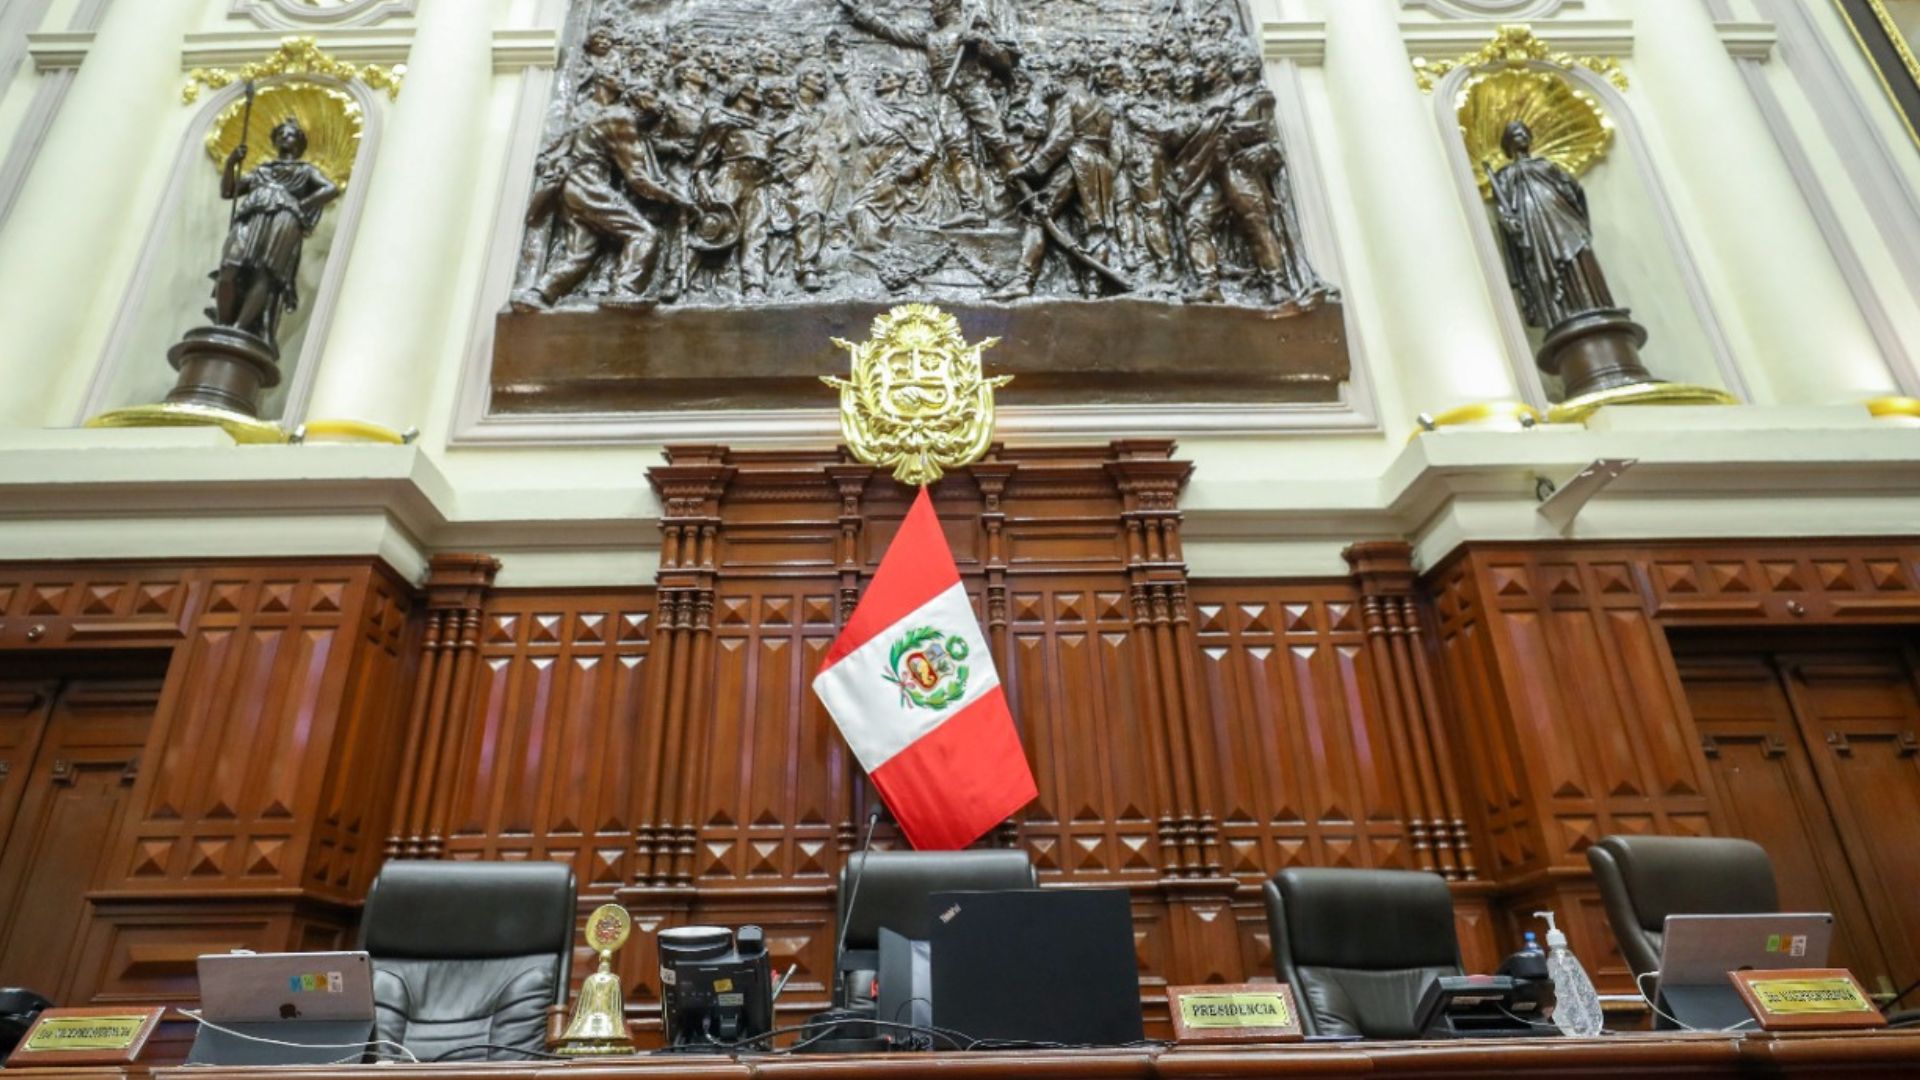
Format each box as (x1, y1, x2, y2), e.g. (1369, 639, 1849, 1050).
(509, 0, 1337, 312)
(521, 73, 693, 306)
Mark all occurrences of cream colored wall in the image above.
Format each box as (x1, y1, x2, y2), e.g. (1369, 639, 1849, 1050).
(0, 0, 1916, 589)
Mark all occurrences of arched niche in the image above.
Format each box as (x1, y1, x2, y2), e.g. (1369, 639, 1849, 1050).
(77, 74, 385, 427)
(1431, 61, 1748, 407)
(229, 0, 416, 30)
(1402, 0, 1583, 18)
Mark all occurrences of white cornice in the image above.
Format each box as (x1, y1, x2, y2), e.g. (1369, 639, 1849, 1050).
(6, 411, 1920, 584)
(27, 31, 93, 72)
(493, 28, 560, 74)
(1261, 21, 1327, 65)
(1400, 19, 1636, 59)
(1717, 21, 1778, 62)
(178, 27, 557, 75)
(181, 29, 415, 69)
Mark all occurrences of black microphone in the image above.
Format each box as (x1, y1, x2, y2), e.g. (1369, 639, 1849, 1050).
(833, 807, 883, 1007)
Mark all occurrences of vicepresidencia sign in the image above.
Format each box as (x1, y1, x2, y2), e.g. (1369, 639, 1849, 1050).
(5, 1007, 165, 1067)
(1730, 969, 1888, 1031)
(1168, 984, 1304, 1044)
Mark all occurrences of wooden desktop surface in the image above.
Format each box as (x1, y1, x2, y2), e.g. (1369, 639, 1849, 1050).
(13, 1030, 1920, 1080)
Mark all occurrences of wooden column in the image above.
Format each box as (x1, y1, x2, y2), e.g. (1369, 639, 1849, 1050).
(1109, 441, 1210, 877)
(641, 447, 734, 887)
(1346, 542, 1475, 879)
(386, 553, 497, 859)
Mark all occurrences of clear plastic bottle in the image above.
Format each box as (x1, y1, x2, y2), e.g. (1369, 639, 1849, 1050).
(1536, 910, 1605, 1037)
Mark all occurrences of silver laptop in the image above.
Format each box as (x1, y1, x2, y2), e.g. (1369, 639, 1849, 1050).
(1655, 913, 1834, 1030)
(189, 951, 376, 1065)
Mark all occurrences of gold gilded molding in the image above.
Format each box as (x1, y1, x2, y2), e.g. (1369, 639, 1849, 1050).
(822, 304, 1011, 487)
(1866, 395, 1920, 419)
(183, 35, 403, 104)
(86, 402, 290, 444)
(1834, 0, 1920, 151)
(1414, 24, 1628, 94)
(1413, 400, 1543, 437)
(1459, 68, 1613, 199)
(205, 82, 364, 187)
(1546, 381, 1738, 424)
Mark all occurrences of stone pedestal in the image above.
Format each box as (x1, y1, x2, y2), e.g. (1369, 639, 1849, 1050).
(164, 326, 281, 416)
(1536, 309, 1652, 401)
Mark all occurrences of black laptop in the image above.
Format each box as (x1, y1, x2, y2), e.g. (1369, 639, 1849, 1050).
(928, 888, 1144, 1048)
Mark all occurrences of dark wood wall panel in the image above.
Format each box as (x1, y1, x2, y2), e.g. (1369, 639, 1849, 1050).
(0, 558, 418, 1024)
(444, 588, 656, 893)
(1426, 540, 1920, 996)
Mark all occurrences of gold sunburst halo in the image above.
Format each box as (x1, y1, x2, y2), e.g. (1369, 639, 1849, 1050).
(205, 82, 364, 188)
(1459, 68, 1613, 201)
(822, 304, 1011, 487)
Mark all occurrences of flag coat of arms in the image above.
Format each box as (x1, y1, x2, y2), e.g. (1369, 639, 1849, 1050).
(812, 489, 1038, 850)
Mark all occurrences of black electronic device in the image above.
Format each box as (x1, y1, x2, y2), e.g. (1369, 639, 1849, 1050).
(929, 888, 1144, 1048)
(1412, 974, 1555, 1038)
(0, 989, 52, 1057)
(876, 928, 933, 1046)
(658, 925, 774, 1051)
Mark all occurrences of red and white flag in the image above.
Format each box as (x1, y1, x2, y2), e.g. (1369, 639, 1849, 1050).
(813, 488, 1037, 850)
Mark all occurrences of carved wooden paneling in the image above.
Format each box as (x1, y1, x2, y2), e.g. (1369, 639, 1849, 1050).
(443, 587, 655, 894)
(1428, 539, 1920, 994)
(116, 567, 410, 897)
(1190, 582, 1408, 881)
(0, 558, 419, 1012)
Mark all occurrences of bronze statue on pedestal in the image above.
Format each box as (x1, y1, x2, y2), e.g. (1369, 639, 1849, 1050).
(1486, 119, 1654, 402)
(209, 117, 340, 350)
(161, 107, 342, 421)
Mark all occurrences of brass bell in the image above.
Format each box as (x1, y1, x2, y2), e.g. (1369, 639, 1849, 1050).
(556, 903, 636, 1055)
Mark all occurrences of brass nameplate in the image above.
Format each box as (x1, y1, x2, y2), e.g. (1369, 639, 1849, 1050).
(1731, 968, 1888, 1031)
(25, 1015, 150, 1051)
(1168, 984, 1303, 1043)
(6, 1007, 164, 1067)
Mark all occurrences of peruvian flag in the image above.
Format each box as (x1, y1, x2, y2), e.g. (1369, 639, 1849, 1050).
(813, 488, 1037, 850)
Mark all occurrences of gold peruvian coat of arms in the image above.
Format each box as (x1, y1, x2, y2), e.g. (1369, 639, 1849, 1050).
(822, 304, 1012, 486)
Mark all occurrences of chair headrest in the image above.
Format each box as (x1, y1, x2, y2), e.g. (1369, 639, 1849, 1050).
(1273, 868, 1459, 970)
(1593, 835, 1778, 932)
(361, 860, 576, 960)
(841, 850, 1036, 945)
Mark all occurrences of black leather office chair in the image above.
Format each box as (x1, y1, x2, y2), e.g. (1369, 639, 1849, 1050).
(1587, 834, 1779, 980)
(360, 860, 577, 1061)
(1263, 867, 1462, 1038)
(833, 849, 1036, 1005)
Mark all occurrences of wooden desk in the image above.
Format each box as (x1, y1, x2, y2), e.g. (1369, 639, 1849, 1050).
(20, 1030, 1916, 1080)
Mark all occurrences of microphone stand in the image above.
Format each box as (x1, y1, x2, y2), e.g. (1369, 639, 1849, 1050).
(794, 806, 889, 1053)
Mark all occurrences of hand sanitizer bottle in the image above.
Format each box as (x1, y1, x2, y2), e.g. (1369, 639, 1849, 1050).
(1535, 910, 1604, 1037)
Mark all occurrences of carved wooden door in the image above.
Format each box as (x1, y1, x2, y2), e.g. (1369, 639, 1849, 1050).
(1678, 643, 1920, 1005)
(0, 676, 158, 1001)
(1776, 649, 1920, 1005)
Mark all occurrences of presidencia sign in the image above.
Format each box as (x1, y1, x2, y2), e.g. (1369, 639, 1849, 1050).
(1167, 984, 1305, 1043)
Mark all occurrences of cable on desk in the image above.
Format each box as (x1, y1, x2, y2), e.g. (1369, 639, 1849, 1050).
(1633, 973, 1756, 1033)
(429, 1043, 578, 1062)
(171, 1008, 420, 1064)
